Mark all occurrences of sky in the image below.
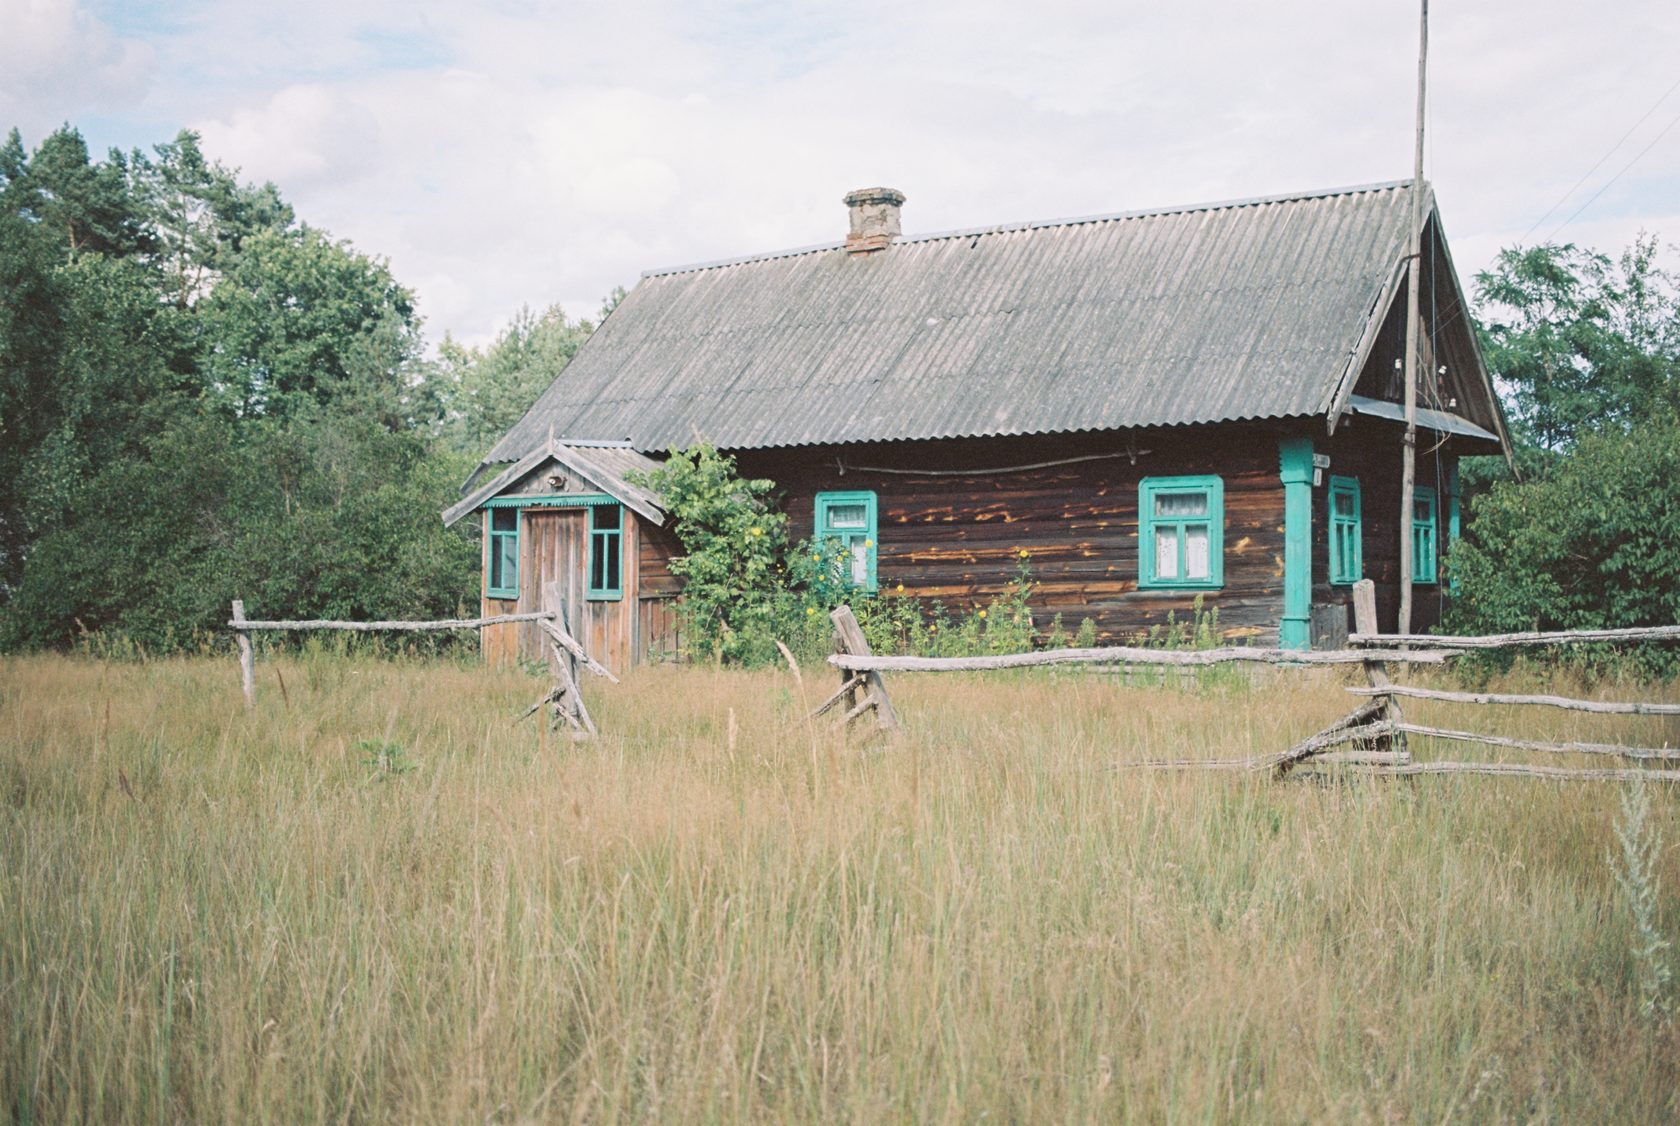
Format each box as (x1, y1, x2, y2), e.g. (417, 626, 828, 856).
(4, 0, 1679, 348)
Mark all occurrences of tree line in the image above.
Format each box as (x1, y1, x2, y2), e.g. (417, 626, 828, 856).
(1, 122, 1676, 655)
(0, 125, 605, 650)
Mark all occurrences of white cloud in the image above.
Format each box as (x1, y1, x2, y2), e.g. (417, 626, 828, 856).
(16, 1, 1680, 347)
(0, 0, 153, 133)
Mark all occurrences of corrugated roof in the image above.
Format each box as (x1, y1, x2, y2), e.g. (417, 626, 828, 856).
(485, 180, 1419, 464)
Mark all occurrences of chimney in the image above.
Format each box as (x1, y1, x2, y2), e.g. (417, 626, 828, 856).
(843, 187, 905, 254)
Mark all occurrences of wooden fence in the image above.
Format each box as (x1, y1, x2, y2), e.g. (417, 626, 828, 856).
(818, 581, 1680, 783)
(228, 599, 616, 735)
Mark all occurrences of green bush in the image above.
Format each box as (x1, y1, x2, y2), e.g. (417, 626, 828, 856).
(1446, 413, 1680, 677)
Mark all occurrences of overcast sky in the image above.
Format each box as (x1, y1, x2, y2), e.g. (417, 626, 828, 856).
(4, 0, 1678, 347)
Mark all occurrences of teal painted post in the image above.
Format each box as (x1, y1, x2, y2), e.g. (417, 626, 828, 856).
(1444, 459, 1461, 591)
(1278, 436, 1314, 650)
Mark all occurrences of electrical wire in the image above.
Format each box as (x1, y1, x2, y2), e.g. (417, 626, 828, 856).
(1522, 74, 1680, 243)
(1545, 102, 1680, 243)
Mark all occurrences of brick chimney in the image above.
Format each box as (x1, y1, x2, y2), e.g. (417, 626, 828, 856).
(844, 187, 905, 254)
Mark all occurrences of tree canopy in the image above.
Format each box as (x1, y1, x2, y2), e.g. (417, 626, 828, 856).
(0, 124, 598, 651)
(1449, 234, 1680, 654)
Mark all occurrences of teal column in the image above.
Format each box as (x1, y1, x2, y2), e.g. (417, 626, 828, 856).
(1278, 436, 1314, 650)
(1444, 459, 1462, 591)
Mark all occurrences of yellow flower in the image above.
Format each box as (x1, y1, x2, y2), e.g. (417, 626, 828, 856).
(806, 607, 817, 616)
(812, 553, 822, 562)
(895, 582, 904, 592)
(864, 539, 873, 548)
(750, 527, 762, 536)
(978, 609, 988, 619)
(1018, 548, 1030, 559)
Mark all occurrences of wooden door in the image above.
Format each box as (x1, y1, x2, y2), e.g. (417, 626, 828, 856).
(518, 510, 586, 668)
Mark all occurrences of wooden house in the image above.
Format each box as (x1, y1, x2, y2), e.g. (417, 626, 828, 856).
(445, 180, 1510, 668)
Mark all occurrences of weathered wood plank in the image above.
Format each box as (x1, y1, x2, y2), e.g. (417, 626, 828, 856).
(1351, 625, 1680, 649)
(539, 617, 619, 682)
(233, 599, 254, 708)
(1346, 684, 1680, 716)
(830, 606, 900, 732)
(829, 645, 1451, 673)
(1294, 761, 1680, 783)
(1394, 722, 1680, 762)
(230, 612, 557, 631)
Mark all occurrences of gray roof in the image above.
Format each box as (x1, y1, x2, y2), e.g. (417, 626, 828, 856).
(486, 180, 1425, 465)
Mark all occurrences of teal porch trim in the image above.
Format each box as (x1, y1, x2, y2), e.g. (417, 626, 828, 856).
(483, 492, 618, 509)
(1444, 461, 1461, 592)
(1278, 436, 1314, 650)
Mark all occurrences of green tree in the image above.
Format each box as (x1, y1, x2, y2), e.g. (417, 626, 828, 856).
(1447, 412, 1680, 670)
(429, 303, 595, 456)
(1474, 237, 1680, 455)
(630, 445, 789, 663)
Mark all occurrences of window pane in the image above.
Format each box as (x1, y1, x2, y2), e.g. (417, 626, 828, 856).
(592, 504, 620, 531)
(604, 534, 621, 590)
(826, 503, 868, 530)
(1154, 527, 1179, 579)
(1155, 491, 1207, 518)
(491, 508, 517, 532)
(494, 535, 517, 589)
(1415, 499, 1432, 523)
(1183, 524, 1210, 579)
(1333, 491, 1355, 518)
(849, 539, 869, 585)
(590, 538, 606, 589)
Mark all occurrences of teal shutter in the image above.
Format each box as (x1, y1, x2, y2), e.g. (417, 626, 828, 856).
(814, 491, 878, 592)
(1328, 476, 1362, 584)
(587, 504, 623, 601)
(1411, 487, 1438, 584)
(1138, 476, 1224, 590)
(487, 508, 520, 599)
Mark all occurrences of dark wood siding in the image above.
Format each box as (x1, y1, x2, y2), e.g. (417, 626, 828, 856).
(737, 426, 1291, 645)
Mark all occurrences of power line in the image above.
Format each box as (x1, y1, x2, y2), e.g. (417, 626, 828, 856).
(1544, 101, 1680, 243)
(1532, 75, 1680, 245)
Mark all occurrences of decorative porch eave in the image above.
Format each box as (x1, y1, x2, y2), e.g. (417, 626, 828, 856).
(442, 439, 665, 528)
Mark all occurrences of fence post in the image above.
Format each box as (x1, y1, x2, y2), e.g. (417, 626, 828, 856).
(232, 599, 255, 709)
(1352, 580, 1406, 759)
(829, 605, 901, 733)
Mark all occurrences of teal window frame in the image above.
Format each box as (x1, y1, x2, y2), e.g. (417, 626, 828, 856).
(1328, 475, 1362, 585)
(1138, 475, 1224, 590)
(814, 490, 878, 592)
(1411, 486, 1438, 585)
(486, 507, 520, 599)
(587, 503, 624, 601)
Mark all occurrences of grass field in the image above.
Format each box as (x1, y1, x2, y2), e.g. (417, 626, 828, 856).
(3, 649, 1678, 1122)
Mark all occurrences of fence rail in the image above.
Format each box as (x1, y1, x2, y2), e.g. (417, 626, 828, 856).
(1349, 624, 1680, 649)
(228, 600, 612, 734)
(814, 581, 1679, 784)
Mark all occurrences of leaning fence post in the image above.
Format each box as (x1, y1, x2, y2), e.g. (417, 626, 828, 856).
(232, 599, 255, 708)
(829, 605, 901, 733)
(1352, 580, 1406, 760)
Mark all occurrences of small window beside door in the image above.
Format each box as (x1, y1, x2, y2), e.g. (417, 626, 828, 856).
(815, 491, 878, 592)
(1329, 476, 1362, 585)
(588, 504, 623, 601)
(1138, 476, 1223, 589)
(487, 507, 519, 599)
(1411, 487, 1438, 585)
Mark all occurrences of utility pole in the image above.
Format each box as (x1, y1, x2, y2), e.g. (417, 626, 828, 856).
(1398, 0, 1428, 637)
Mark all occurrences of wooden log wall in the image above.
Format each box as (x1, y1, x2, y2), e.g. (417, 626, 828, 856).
(736, 425, 1292, 645)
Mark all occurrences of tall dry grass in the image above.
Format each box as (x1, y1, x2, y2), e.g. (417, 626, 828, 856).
(2, 650, 1677, 1122)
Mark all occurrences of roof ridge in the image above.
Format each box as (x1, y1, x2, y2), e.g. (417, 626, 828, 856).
(641, 178, 1416, 279)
